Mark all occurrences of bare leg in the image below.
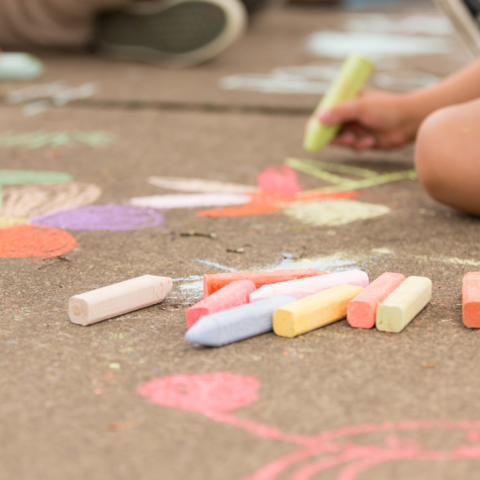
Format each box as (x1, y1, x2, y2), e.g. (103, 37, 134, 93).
(415, 98, 480, 216)
(0, 0, 130, 48)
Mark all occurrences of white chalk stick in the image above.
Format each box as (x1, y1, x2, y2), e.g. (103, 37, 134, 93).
(249, 269, 369, 302)
(375, 276, 432, 333)
(69, 275, 173, 326)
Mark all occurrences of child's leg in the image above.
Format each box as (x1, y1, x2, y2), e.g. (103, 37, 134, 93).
(0, 0, 129, 48)
(415, 98, 480, 216)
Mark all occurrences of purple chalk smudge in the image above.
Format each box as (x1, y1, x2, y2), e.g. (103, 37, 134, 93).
(31, 205, 164, 231)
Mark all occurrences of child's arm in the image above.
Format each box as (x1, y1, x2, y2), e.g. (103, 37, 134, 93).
(318, 57, 480, 150)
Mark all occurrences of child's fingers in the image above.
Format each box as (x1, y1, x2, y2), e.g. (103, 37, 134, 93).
(318, 99, 363, 125)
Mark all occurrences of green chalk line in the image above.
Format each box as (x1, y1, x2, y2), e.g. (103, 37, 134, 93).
(314, 170, 418, 193)
(286, 158, 350, 185)
(0, 130, 117, 150)
(286, 158, 378, 179)
(0, 170, 73, 185)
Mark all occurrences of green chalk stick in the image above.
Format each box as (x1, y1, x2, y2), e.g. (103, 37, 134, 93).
(0, 53, 44, 81)
(303, 54, 374, 153)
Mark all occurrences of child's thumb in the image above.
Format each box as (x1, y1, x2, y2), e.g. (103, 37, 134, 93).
(317, 99, 362, 125)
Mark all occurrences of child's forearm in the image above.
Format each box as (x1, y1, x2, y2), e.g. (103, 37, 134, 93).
(403, 57, 480, 131)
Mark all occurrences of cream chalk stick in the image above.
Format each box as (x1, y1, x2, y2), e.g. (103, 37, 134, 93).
(375, 276, 432, 333)
(69, 275, 173, 326)
(273, 284, 364, 338)
(250, 269, 368, 302)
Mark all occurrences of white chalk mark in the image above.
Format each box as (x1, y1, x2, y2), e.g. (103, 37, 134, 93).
(195, 260, 238, 272)
(306, 31, 453, 59)
(22, 100, 51, 117)
(1, 183, 102, 218)
(7, 81, 97, 106)
(220, 73, 329, 94)
(373, 70, 440, 91)
(419, 256, 480, 267)
(130, 193, 251, 210)
(148, 176, 258, 194)
(343, 14, 454, 36)
(284, 200, 391, 227)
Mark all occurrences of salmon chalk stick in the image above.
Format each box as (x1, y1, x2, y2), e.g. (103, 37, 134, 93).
(203, 268, 328, 297)
(375, 276, 432, 333)
(347, 272, 406, 329)
(69, 275, 173, 326)
(186, 280, 256, 328)
(273, 284, 364, 338)
(250, 269, 369, 302)
(462, 272, 480, 328)
(185, 295, 296, 347)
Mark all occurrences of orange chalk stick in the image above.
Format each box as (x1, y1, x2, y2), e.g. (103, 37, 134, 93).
(347, 272, 405, 329)
(203, 269, 328, 297)
(186, 280, 256, 328)
(463, 272, 480, 328)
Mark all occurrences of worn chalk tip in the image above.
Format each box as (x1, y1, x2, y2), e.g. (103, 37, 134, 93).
(375, 305, 403, 333)
(185, 318, 223, 347)
(68, 297, 90, 326)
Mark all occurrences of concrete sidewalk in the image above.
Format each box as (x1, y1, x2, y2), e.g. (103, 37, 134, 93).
(1, 1, 480, 479)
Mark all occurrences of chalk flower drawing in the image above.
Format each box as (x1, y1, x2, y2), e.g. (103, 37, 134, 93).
(139, 372, 480, 480)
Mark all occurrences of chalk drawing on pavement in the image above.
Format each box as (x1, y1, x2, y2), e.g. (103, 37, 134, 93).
(138, 372, 480, 480)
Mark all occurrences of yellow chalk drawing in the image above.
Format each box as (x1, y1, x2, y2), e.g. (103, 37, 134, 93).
(0, 217, 27, 229)
(1, 183, 102, 219)
(0, 130, 117, 150)
(284, 199, 391, 227)
(286, 158, 417, 194)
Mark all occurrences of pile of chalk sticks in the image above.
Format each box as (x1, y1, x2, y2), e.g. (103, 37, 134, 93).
(67, 270, 480, 346)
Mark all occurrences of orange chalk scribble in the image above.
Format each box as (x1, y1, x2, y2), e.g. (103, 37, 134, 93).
(0, 224, 77, 259)
(196, 190, 359, 218)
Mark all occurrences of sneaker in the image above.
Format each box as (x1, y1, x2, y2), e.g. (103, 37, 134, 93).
(95, 0, 248, 68)
(435, 0, 480, 56)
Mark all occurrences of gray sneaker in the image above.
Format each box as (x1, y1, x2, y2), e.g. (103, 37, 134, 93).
(95, 0, 247, 68)
(435, 0, 480, 56)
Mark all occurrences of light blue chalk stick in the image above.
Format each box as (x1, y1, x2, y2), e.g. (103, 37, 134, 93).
(0, 53, 44, 80)
(185, 295, 296, 347)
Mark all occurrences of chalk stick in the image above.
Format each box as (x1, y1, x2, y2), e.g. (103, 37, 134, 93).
(203, 268, 328, 297)
(303, 54, 374, 152)
(347, 272, 406, 329)
(250, 269, 369, 302)
(186, 280, 256, 328)
(375, 276, 432, 333)
(69, 275, 172, 326)
(273, 284, 364, 338)
(0, 53, 44, 80)
(462, 272, 480, 328)
(185, 295, 296, 347)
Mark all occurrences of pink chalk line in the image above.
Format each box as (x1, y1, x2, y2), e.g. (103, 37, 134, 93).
(137, 372, 480, 480)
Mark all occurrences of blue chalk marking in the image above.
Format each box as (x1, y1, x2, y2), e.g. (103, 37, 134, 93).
(185, 296, 296, 347)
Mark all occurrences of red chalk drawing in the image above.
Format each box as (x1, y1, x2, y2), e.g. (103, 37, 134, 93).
(258, 166, 301, 196)
(197, 190, 359, 218)
(138, 372, 480, 479)
(0, 224, 77, 259)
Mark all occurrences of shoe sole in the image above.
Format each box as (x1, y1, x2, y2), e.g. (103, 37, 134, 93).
(96, 0, 247, 67)
(435, 0, 480, 56)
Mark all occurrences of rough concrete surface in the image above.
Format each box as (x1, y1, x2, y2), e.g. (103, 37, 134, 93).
(1, 1, 480, 479)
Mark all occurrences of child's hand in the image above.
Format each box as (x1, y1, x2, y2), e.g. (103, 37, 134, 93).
(318, 89, 420, 150)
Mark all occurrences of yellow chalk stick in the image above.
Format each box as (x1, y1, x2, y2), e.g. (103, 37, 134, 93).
(273, 284, 364, 338)
(375, 276, 432, 333)
(303, 54, 374, 152)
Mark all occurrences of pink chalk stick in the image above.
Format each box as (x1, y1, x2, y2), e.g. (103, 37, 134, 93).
(186, 280, 256, 328)
(347, 272, 406, 329)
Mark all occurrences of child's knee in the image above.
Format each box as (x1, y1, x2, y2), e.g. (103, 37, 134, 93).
(415, 107, 453, 199)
